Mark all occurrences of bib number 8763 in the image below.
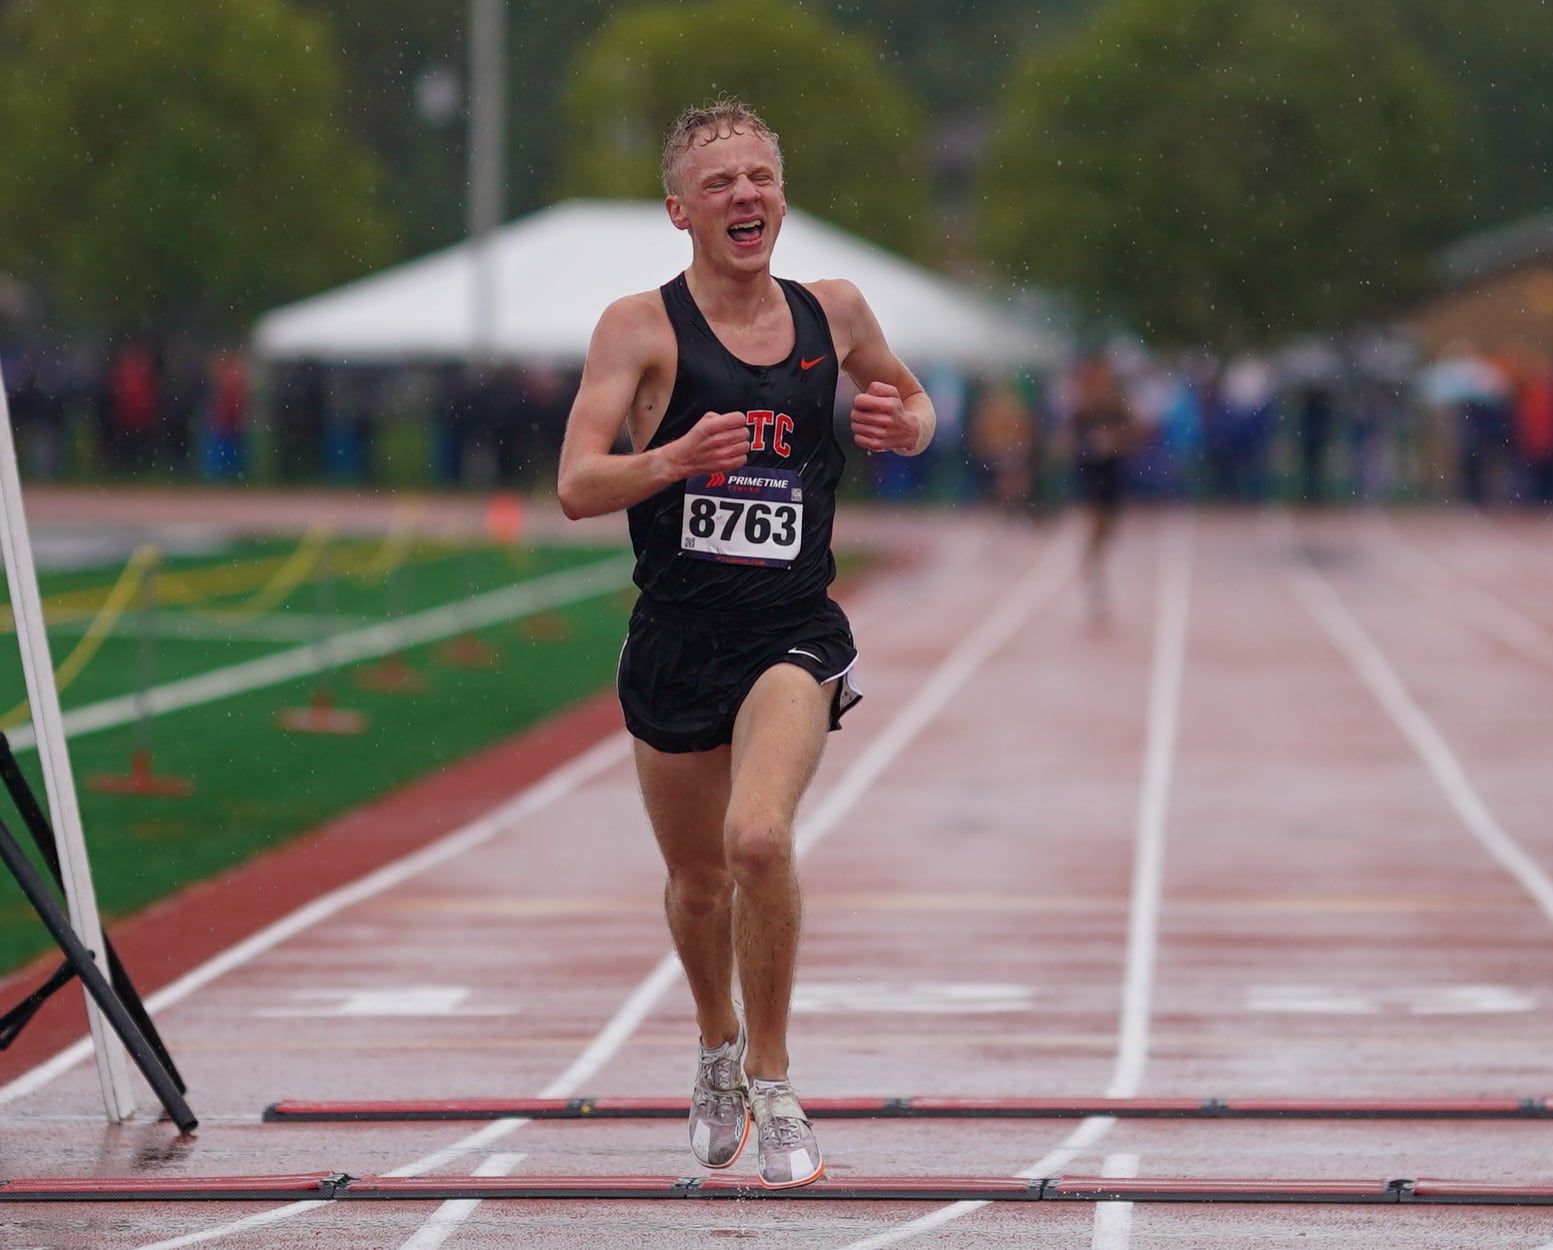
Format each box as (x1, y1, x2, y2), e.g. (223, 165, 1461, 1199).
(687, 498, 797, 547)
(680, 469, 804, 567)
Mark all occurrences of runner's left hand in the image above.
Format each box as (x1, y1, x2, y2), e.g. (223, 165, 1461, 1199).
(849, 382, 918, 453)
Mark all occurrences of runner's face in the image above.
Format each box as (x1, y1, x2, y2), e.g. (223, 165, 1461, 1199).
(667, 128, 786, 267)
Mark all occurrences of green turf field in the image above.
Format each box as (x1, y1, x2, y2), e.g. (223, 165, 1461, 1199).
(0, 531, 636, 976)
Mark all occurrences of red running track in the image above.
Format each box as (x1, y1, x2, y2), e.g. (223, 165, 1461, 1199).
(3, 499, 1553, 1250)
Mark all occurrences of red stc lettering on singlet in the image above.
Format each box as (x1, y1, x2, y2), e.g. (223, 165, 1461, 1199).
(746, 410, 794, 458)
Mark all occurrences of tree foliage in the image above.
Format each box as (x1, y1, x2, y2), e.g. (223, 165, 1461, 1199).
(0, 0, 1539, 348)
(294, 0, 1082, 254)
(0, 0, 395, 334)
(290, 0, 466, 257)
(1384, 0, 1553, 226)
(976, 0, 1472, 346)
(554, 0, 932, 262)
(294, 0, 636, 254)
(823, 0, 1091, 113)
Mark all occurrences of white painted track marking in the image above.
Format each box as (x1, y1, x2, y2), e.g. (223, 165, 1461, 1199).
(46, 611, 382, 643)
(1281, 519, 1553, 926)
(1365, 512, 1553, 674)
(1092, 1153, 1141, 1250)
(5, 554, 634, 751)
(832, 516, 1194, 1250)
(398, 1152, 526, 1250)
(71, 528, 1079, 1250)
(0, 732, 633, 1107)
(1109, 515, 1193, 1100)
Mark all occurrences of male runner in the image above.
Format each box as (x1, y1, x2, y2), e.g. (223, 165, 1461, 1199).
(557, 98, 935, 1188)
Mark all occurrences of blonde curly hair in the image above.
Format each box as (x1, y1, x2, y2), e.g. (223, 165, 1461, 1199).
(660, 96, 783, 197)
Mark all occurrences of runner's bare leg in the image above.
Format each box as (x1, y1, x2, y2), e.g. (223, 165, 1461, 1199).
(636, 741, 740, 1048)
(725, 663, 831, 1079)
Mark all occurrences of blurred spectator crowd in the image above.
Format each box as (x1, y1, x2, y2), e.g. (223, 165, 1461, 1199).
(3, 331, 1551, 508)
(880, 333, 1553, 511)
(0, 337, 576, 493)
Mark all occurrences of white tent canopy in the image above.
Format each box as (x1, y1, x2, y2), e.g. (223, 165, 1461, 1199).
(252, 199, 1062, 373)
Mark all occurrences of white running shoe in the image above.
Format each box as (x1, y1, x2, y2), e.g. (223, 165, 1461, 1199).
(688, 1019, 749, 1169)
(749, 1079, 824, 1189)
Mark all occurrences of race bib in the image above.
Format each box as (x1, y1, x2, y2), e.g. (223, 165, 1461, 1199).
(680, 469, 804, 568)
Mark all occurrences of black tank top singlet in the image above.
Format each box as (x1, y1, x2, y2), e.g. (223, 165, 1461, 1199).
(627, 273, 845, 617)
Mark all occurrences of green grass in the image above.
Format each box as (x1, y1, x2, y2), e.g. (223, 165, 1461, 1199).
(0, 535, 636, 976)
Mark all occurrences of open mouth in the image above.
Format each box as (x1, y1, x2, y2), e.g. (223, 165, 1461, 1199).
(728, 218, 765, 246)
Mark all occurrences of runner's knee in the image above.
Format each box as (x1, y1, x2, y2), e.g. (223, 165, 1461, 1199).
(668, 863, 734, 918)
(724, 814, 794, 886)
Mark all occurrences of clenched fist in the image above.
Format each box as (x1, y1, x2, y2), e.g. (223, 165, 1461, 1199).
(849, 381, 919, 453)
(671, 410, 752, 479)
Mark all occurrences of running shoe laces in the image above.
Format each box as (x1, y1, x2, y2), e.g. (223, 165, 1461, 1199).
(689, 1022, 749, 1169)
(749, 1080, 824, 1189)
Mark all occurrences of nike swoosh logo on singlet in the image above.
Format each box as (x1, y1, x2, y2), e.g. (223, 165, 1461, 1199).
(800, 356, 827, 370)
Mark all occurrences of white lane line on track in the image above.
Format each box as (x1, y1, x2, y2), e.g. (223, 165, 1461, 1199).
(5, 554, 635, 751)
(96, 525, 1082, 1250)
(1091, 1153, 1141, 1250)
(127, 1201, 335, 1250)
(833, 514, 1195, 1250)
(1110, 514, 1193, 1100)
(398, 1153, 526, 1250)
(0, 731, 635, 1108)
(1280, 519, 1553, 926)
(797, 523, 1082, 860)
(1365, 512, 1553, 675)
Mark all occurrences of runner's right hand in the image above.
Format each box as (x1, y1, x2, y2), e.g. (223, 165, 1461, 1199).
(671, 410, 751, 478)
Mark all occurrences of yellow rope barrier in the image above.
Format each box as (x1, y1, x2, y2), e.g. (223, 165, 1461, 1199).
(0, 543, 161, 729)
(160, 525, 334, 624)
(346, 528, 411, 583)
(0, 518, 462, 730)
(0, 529, 343, 632)
(351, 500, 425, 581)
(176, 527, 333, 624)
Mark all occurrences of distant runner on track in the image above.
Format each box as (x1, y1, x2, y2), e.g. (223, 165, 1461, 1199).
(557, 97, 935, 1188)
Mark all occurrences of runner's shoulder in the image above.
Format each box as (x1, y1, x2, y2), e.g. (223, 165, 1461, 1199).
(591, 289, 677, 369)
(801, 277, 866, 318)
(799, 278, 871, 361)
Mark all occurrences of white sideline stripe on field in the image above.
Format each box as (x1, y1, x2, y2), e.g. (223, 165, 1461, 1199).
(834, 515, 1195, 1250)
(5, 554, 635, 751)
(114, 523, 1083, 1250)
(1282, 523, 1553, 926)
(48, 612, 384, 644)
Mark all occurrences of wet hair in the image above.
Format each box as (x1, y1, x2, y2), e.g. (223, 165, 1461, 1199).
(660, 96, 783, 197)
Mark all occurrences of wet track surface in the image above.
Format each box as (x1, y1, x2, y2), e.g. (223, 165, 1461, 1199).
(3, 498, 1553, 1248)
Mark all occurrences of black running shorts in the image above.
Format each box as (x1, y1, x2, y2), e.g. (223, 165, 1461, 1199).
(617, 594, 861, 754)
(1075, 454, 1124, 509)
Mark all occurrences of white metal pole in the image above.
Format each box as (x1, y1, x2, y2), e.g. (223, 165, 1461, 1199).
(467, 0, 506, 362)
(0, 363, 137, 1121)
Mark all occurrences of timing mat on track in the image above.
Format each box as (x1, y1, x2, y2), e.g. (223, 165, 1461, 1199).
(5, 1173, 1553, 1205)
(261, 1095, 1553, 1123)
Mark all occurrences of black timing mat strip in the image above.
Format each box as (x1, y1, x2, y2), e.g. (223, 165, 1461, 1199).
(262, 1094, 1553, 1124)
(5, 1174, 1553, 1205)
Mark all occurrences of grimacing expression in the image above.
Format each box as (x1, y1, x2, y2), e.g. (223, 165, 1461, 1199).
(668, 127, 787, 260)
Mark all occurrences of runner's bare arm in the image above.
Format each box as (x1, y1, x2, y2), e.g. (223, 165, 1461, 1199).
(811, 279, 937, 457)
(558, 296, 752, 519)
